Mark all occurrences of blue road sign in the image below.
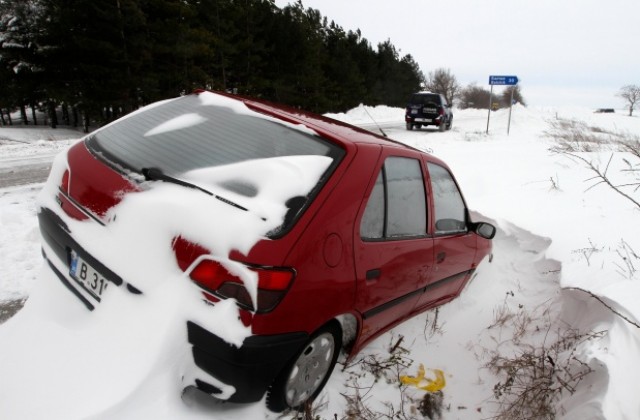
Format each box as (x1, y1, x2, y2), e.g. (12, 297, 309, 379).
(489, 75, 518, 85)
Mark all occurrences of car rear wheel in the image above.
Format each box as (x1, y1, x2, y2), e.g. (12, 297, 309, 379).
(439, 121, 446, 132)
(406, 122, 413, 130)
(266, 323, 341, 412)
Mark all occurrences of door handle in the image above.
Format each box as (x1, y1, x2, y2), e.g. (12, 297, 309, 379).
(436, 252, 446, 263)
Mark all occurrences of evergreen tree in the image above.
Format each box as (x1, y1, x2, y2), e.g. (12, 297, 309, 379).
(323, 25, 367, 111)
(36, 0, 149, 128)
(0, 0, 44, 123)
(268, 2, 328, 111)
(138, 0, 213, 101)
(371, 41, 422, 107)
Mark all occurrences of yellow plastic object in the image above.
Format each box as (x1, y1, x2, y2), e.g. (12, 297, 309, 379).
(400, 363, 446, 392)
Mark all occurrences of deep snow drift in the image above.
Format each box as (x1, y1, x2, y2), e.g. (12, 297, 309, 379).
(0, 104, 638, 419)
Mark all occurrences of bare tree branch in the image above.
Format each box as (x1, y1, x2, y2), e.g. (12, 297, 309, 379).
(563, 287, 640, 329)
(563, 152, 640, 209)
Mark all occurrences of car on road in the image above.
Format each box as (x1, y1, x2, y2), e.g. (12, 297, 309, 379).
(405, 92, 453, 131)
(38, 90, 494, 412)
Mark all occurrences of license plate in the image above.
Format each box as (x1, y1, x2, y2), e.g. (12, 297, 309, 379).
(70, 251, 109, 301)
(415, 118, 432, 122)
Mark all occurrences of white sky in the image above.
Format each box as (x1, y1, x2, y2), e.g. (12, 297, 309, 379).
(274, 0, 640, 108)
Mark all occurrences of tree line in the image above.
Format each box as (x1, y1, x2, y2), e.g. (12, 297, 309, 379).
(458, 83, 526, 110)
(0, 0, 424, 130)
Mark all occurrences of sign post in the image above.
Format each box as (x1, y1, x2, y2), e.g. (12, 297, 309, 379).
(486, 75, 519, 134)
(486, 84, 494, 134)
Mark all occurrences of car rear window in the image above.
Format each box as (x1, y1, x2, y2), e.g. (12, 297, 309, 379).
(409, 94, 441, 106)
(86, 93, 343, 177)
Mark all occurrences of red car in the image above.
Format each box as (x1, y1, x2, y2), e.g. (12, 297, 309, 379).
(38, 91, 494, 412)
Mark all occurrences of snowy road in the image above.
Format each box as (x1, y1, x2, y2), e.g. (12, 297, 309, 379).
(0, 162, 52, 188)
(355, 112, 486, 135)
(0, 127, 81, 188)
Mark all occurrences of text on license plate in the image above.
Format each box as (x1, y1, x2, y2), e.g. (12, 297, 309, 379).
(70, 251, 109, 301)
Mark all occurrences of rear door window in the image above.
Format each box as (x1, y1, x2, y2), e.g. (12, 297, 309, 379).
(360, 156, 427, 240)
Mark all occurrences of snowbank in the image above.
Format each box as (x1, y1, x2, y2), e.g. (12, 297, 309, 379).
(1, 104, 639, 419)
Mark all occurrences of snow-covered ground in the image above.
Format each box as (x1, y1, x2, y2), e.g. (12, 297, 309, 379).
(0, 104, 639, 419)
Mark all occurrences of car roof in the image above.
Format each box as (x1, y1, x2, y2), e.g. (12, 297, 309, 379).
(213, 92, 412, 143)
(201, 91, 447, 166)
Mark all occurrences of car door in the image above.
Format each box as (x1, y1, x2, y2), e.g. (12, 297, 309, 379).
(354, 151, 435, 344)
(414, 161, 477, 310)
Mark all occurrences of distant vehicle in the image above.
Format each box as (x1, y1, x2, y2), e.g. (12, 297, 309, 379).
(594, 108, 616, 113)
(38, 91, 494, 412)
(405, 92, 453, 131)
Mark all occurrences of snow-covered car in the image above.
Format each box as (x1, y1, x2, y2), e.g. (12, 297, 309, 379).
(37, 90, 494, 412)
(405, 92, 453, 131)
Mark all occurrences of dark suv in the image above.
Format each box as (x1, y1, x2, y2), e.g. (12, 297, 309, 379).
(405, 92, 453, 131)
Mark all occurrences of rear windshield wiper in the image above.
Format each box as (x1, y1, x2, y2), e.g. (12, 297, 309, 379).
(141, 167, 248, 212)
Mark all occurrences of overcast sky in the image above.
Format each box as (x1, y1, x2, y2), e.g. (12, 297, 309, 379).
(274, 0, 640, 108)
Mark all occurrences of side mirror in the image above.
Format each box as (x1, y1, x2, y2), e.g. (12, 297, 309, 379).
(472, 222, 496, 240)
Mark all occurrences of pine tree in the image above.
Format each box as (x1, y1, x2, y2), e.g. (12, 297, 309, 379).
(36, 0, 149, 128)
(0, 0, 44, 124)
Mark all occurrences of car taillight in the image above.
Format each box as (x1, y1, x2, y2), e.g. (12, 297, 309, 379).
(172, 236, 295, 313)
(438, 108, 444, 116)
(61, 169, 70, 193)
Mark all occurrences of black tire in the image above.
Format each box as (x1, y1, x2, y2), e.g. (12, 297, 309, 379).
(447, 118, 453, 130)
(439, 120, 446, 132)
(406, 122, 413, 131)
(266, 322, 342, 412)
